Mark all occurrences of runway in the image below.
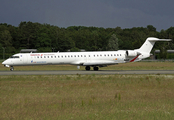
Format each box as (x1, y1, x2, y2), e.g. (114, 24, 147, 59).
(0, 70, 174, 75)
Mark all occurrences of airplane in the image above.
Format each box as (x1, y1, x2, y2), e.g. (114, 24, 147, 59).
(2, 37, 172, 71)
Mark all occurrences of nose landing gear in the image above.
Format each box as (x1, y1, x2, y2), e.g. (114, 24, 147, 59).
(10, 66, 14, 71)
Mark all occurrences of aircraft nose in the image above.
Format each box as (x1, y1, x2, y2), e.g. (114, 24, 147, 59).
(2, 60, 11, 68)
(2, 60, 8, 65)
(2, 61, 5, 65)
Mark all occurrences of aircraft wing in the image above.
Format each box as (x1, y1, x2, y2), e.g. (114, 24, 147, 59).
(83, 61, 117, 66)
(71, 61, 118, 66)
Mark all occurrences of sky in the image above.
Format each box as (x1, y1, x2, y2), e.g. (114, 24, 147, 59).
(0, 0, 174, 31)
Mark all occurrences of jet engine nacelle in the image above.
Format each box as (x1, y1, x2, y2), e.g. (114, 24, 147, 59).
(126, 50, 141, 57)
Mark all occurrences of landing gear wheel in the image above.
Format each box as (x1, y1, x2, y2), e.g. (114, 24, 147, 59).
(85, 66, 90, 71)
(93, 67, 99, 71)
(10, 67, 14, 71)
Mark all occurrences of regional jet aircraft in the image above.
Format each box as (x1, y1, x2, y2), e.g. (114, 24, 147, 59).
(2, 37, 171, 71)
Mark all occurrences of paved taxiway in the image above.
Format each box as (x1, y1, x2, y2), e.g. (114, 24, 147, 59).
(0, 70, 174, 75)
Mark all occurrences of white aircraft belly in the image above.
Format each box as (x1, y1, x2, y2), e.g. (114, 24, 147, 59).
(83, 61, 117, 66)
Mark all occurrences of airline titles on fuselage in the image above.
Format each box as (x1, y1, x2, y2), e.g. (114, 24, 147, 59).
(30, 54, 55, 56)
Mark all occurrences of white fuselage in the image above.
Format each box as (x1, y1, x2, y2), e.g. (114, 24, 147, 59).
(2, 50, 146, 67)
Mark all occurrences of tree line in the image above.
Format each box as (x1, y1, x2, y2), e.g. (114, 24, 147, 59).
(0, 21, 174, 59)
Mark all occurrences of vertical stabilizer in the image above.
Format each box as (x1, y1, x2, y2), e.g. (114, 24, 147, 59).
(137, 37, 171, 53)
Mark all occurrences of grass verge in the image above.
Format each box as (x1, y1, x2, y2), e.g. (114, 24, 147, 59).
(1, 75, 174, 119)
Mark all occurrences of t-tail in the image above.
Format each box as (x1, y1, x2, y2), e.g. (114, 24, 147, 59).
(125, 37, 172, 62)
(137, 37, 171, 53)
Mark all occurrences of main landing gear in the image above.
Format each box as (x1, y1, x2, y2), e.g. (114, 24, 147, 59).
(85, 66, 99, 71)
(93, 66, 99, 71)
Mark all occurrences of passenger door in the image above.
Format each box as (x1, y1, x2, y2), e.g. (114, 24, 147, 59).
(22, 54, 28, 64)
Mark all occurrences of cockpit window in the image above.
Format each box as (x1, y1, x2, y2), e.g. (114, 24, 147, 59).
(10, 56, 20, 58)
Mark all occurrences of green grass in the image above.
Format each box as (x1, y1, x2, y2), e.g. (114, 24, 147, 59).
(1, 75, 174, 119)
(1, 61, 174, 119)
(1, 61, 174, 71)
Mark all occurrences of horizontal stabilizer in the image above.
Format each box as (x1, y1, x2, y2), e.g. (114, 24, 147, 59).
(147, 37, 172, 42)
